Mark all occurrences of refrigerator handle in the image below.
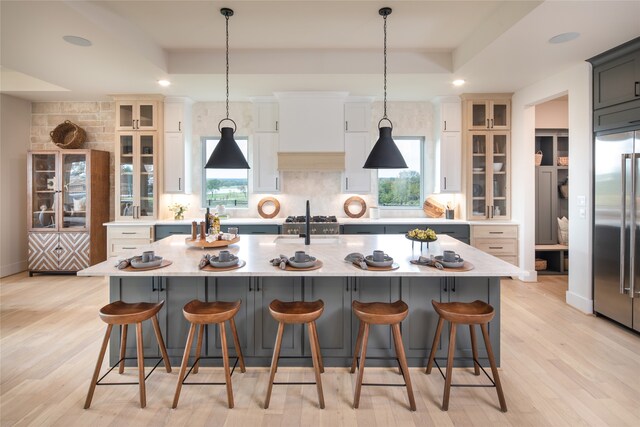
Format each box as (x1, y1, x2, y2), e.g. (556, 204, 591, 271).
(631, 153, 638, 298)
(621, 154, 628, 295)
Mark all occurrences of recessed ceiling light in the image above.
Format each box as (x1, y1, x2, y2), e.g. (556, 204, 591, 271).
(62, 35, 92, 47)
(158, 80, 171, 87)
(452, 79, 465, 87)
(548, 32, 580, 44)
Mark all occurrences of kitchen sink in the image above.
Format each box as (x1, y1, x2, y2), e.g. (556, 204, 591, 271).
(273, 235, 341, 245)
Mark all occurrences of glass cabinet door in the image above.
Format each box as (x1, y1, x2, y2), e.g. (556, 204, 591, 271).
(471, 133, 488, 218)
(30, 153, 58, 230)
(490, 101, 510, 129)
(117, 103, 135, 130)
(119, 135, 135, 218)
(137, 102, 156, 129)
(491, 133, 509, 218)
(61, 153, 88, 230)
(469, 101, 489, 130)
(138, 134, 155, 217)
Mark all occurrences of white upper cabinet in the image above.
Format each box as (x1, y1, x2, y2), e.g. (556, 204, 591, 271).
(343, 133, 372, 193)
(441, 102, 461, 132)
(275, 92, 347, 152)
(438, 132, 462, 192)
(344, 102, 371, 132)
(164, 102, 184, 132)
(163, 98, 192, 194)
(115, 99, 160, 131)
(252, 133, 281, 193)
(254, 102, 279, 132)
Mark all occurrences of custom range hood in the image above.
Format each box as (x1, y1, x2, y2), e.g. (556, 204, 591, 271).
(275, 92, 348, 171)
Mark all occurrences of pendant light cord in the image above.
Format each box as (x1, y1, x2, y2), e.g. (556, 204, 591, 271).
(383, 12, 388, 120)
(225, 12, 230, 120)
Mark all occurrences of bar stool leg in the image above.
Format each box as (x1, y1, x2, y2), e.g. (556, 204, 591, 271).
(307, 322, 325, 409)
(193, 324, 205, 374)
(426, 317, 444, 374)
(220, 320, 234, 409)
(135, 322, 146, 408)
(392, 323, 416, 411)
(172, 323, 196, 409)
(353, 323, 369, 409)
(264, 321, 285, 409)
(310, 321, 324, 373)
(118, 324, 128, 374)
(481, 323, 507, 412)
(151, 315, 172, 373)
(442, 322, 457, 411)
(84, 324, 113, 409)
(470, 325, 480, 376)
(229, 317, 246, 373)
(350, 320, 364, 374)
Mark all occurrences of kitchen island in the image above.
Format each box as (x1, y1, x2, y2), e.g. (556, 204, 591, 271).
(79, 234, 520, 368)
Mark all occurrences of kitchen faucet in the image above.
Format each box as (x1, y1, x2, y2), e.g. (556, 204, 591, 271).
(299, 200, 311, 245)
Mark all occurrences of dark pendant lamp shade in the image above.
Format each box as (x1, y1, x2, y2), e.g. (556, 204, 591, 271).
(363, 124, 408, 169)
(205, 121, 250, 169)
(204, 7, 250, 170)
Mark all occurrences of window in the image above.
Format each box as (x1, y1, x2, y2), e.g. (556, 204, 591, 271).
(377, 137, 423, 208)
(202, 137, 249, 208)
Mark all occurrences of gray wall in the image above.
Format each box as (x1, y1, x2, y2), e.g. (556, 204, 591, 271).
(1, 94, 31, 277)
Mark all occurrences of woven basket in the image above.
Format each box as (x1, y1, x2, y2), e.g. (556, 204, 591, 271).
(557, 156, 568, 166)
(535, 258, 547, 271)
(535, 150, 543, 166)
(50, 120, 86, 149)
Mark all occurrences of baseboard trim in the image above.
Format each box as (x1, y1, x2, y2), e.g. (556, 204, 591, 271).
(518, 269, 537, 282)
(0, 260, 28, 278)
(566, 290, 593, 314)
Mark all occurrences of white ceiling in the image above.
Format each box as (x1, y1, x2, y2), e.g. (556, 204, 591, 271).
(1, 1, 639, 102)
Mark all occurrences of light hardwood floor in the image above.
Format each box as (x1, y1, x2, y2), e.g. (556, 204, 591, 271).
(1, 273, 639, 426)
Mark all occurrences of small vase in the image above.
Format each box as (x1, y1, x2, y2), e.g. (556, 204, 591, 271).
(174, 213, 184, 220)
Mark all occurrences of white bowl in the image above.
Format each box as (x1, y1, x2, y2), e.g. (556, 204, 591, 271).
(143, 164, 153, 173)
(493, 163, 503, 173)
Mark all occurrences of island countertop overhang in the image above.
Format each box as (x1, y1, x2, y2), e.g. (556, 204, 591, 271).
(79, 234, 521, 278)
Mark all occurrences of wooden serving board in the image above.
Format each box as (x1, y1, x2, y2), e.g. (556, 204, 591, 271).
(411, 260, 475, 272)
(352, 262, 400, 271)
(120, 259, 173, 272)
(200, 260, 246, 272)
(185, 236, 240, 248)
(279, 260, 323, 272)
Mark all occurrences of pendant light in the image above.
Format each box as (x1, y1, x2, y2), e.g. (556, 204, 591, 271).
(363, 7, 408, 169)
(205, 8, 250, 169)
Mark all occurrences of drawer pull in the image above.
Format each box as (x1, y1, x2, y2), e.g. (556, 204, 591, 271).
(122, 232, 137, 235)
(489, 231, 504, 234)
(122, 246, 136, 249)
(489, 246, 503, 249)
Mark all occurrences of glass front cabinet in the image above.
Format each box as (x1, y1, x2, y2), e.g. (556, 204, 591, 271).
(27, 150, 109, 273)
(116, 132, 158, 219)
(115, 100, 159, 131)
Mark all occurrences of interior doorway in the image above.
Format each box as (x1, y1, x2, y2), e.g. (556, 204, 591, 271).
(534, 95, 570, 277)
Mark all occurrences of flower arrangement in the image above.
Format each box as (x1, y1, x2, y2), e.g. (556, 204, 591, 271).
(168, 202, 189, 220)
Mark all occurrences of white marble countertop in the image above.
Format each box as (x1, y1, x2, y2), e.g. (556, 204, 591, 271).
(79, 234, 521, 278)
(104, 217, 518, 227)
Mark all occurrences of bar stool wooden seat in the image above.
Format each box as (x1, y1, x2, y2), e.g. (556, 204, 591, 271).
(350, 300, 416, 411)
(264, 299, 325, 409)
(84, 300, 171, 409)
(426, 300, 507, 412)
(172, 299, 246, 409)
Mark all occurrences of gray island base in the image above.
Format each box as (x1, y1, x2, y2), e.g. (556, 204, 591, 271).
(79, 234, 520, 369)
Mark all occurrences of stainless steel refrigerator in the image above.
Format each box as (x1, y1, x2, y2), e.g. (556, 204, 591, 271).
(594, 130, 640, 331)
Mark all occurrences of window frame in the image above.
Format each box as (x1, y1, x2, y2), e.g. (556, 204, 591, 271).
(377, 136, 425, 210)
(201, 135, 250, 209)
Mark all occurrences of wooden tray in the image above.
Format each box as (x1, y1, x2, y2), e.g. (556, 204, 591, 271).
(185, 236, 240, 248)
(277, 260, 323, 272)
(411, 260, 475, 272)
(352, 262, 400, 271)
(200, 260, 246, 272)
(120, 259, 173, 272)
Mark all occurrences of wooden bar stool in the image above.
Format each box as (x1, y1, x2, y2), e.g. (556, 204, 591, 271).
(84, 300, 171, 409)
(264, 299, 325, 409)
(426, 300, 507, 412)
(350, 300, 416, 411)
(172, 299, 246, 409)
